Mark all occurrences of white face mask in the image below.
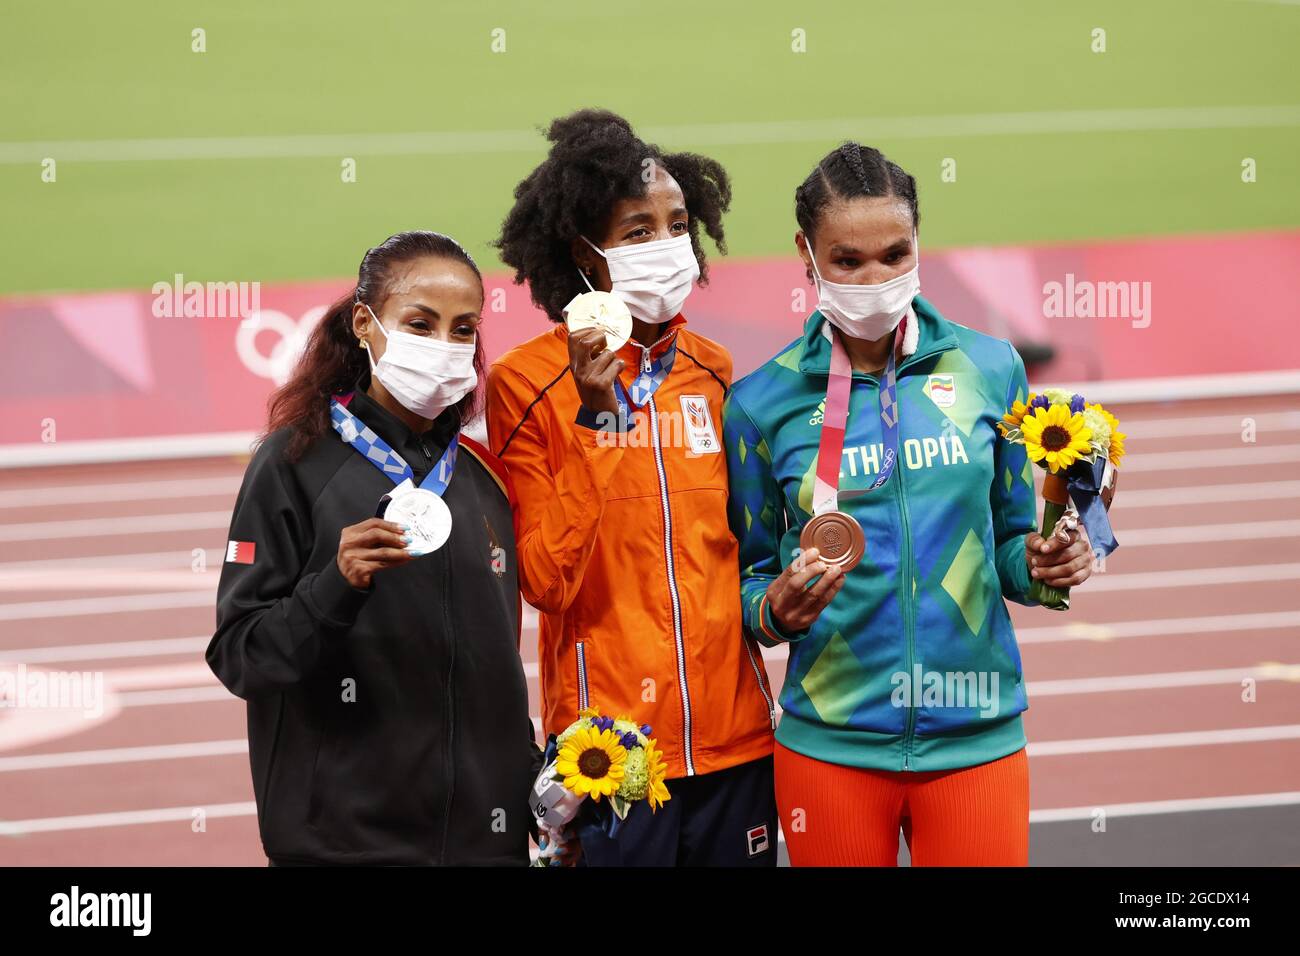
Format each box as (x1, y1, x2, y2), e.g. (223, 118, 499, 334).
(579, 233, 700, 325)
(364, 304, 477, 420)
(808, 241, 920, 341)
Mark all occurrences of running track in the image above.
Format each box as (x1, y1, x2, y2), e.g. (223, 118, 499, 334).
(1, 394, 1298, 865)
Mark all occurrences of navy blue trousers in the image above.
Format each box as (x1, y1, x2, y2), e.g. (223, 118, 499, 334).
(577, 754, 777, 867)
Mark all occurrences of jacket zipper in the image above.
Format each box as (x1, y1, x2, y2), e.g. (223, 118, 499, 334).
(743, 637, 777, 730)
(437, 554, 457, 862)
(859, 361, 917, 770)
(819, 323, 952, 772)
(897, 472, 917, 770)
(640, 341, 696, 776)
(575, 641, 590, 711)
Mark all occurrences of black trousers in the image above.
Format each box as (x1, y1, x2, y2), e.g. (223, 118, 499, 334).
(576, 754, 778, 867)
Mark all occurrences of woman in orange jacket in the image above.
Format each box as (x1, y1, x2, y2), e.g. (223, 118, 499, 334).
(487, 109, 777, 866)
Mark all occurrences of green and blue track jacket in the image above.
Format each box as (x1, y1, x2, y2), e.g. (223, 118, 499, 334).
(723, 297, 1039, 772)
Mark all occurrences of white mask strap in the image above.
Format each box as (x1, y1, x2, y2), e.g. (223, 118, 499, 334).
(362, 303, 394, 372)
(576, 236, 603, 292)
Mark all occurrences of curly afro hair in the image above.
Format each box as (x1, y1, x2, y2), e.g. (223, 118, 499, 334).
(495, 108, 732, 323)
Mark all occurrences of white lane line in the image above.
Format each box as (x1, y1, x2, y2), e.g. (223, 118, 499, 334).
(0, 511, 232, 541)
(1118, 445, 1300, 472)
(0, 739, 248, 772)
(120, 686, 235, 707)
(1085, 562, 1300, 591)
(0, 591, 216, 620)
(0, 801, 257, 836)
(1013, 610, 1300, 645)
(0, 477, 241, 509)
(1111, 480, 1300, 509)
(0, 636, 212, 664)
(1028, 724, 1300, 756)
(1117, 520, 1300, 546)
(0, 550, 215, 571)
(8, 655, 1292, 703)
(1028, 664, 1300, 696)
(12, 613, 1279, 665)
(5, 105, 1298, 164)
(4, 792, 1295, 837)
(0, 568, 220, 593)
(0, 433, 257, 469)
(1053, 369, 1300, 405)
(1030, 791, 1300, 823)
(1122, 411, 1300, 440)
(7, 720, 1294, 776)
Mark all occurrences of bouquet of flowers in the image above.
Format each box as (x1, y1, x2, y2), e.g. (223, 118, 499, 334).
(998, 388, 1126, 610)
(529, 707, 670, 866)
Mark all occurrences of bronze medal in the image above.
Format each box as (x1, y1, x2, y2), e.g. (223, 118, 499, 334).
(799, 510, 866, 572)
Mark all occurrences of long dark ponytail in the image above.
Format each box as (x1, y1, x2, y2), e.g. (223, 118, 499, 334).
(263, 230, 485, 461)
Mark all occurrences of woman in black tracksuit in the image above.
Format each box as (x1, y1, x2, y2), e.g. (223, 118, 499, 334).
(207, 231, 541, 865)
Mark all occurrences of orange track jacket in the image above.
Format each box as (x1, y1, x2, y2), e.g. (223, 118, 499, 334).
(487, 315, 775, 779)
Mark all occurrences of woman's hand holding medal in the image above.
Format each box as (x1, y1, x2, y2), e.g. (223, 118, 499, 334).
(568, 326, 625, 417)
(336, 517, 415, 588)
(766, 547, 847, 633)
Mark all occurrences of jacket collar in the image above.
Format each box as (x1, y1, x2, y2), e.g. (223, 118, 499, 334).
(796, 295, 958, 378)
(553, 313, 687, 379)
(617, 313, 687, 364)
(344, 380, 459, 456)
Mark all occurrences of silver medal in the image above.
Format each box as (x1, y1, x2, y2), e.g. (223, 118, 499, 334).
(384, 487, 453, 555)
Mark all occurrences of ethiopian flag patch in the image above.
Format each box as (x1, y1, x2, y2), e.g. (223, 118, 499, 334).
(926, 374, 956, 408)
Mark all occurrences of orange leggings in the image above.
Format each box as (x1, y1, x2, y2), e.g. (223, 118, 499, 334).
(775, 741, 1029, 866)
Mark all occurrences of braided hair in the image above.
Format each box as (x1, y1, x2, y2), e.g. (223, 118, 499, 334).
(795, 142, 918, 244)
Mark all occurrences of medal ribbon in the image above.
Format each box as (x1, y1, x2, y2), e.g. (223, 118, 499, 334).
(611, 333, 679, 416)
(329, 394, 459, 497)
(810, 315, 904, 516)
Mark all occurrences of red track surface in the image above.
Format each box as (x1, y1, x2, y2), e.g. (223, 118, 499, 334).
(1, 394, 1298, 865)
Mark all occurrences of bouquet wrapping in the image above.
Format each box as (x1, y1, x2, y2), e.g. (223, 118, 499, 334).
(998, 388, 1125, 610)
(529, 707, 670, 866)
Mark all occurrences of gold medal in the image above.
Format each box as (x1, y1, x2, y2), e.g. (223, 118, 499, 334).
(564, 291, 632, 352)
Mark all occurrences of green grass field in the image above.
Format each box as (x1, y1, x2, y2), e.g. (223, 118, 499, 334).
(2, 0, 1297, 295)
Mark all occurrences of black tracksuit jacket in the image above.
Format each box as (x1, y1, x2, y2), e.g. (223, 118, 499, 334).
(208, 386, 540, 865)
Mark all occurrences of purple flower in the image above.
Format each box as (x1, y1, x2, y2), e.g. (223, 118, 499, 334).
(1029, 394, 1051, 411)
(619, 731, 640, 750)
(592, 715, 615, 733)
(1069, 394, 1086, 414)
(640, 724, 653, 737)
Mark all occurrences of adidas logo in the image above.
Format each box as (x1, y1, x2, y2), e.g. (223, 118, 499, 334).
(809, 398, 825, 426)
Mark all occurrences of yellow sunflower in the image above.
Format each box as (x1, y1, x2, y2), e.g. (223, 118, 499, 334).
(1087, 403, 1126, 467)
(1019, 404, 1093, 473)
(643, 740, 671, 812)
(555, 725, 626, 801)
(997, 393, 1038, 436)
